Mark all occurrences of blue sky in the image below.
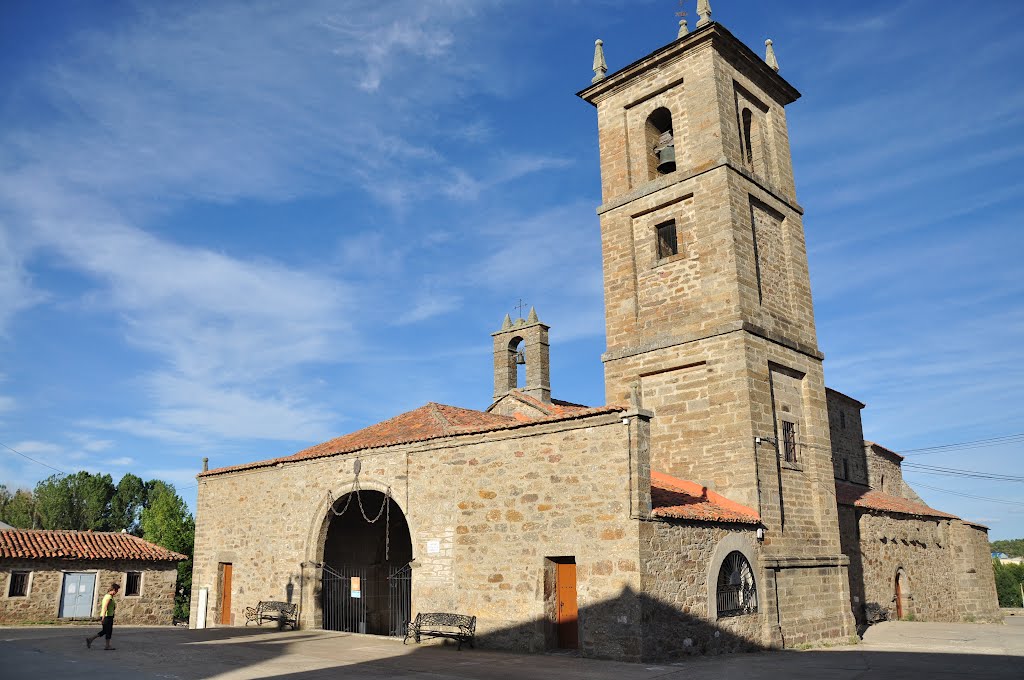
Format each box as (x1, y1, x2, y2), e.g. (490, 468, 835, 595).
(1, 1, 1021, 539)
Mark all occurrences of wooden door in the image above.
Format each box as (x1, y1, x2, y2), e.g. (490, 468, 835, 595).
(894, 572, 903, 620)
(556, 562, 578, 649)
(220, 563, 233, 625)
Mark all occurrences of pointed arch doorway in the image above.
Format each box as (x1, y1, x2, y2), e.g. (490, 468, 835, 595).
(320, 489, 412, 637)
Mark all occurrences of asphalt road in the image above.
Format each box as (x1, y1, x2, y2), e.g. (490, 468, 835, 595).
(1, 617, 1022, 680)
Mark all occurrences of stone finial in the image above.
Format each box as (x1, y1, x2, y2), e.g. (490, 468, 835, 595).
(629, 381, 643, 410)
(765, 39, 779, 71)
(592, 39, 607, 84)
(202, 457, 209, 472)
(696, 0, 712, 27)
(501, 314, 512, 330)
(526, 306, 539, 323)
(677, 19, 688, 38)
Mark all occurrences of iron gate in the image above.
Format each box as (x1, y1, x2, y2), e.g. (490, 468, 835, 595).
(388, 563, 412, 638)
(322, 564, 367, 633)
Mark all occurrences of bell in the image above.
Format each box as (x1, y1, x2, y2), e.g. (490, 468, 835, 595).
(515, 349, 526, 365)
(657, 144, 676, 174)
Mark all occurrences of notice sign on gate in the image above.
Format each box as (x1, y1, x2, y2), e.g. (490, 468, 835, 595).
(350, 576, 361, 599)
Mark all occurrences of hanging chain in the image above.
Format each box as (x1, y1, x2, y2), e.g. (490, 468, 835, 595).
(326, 461, 392, 561)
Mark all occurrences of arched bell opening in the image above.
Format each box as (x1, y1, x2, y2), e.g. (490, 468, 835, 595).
(321, 490, 413, 636)
(646, 107, 676, 178)
(508, 336, 526, 388)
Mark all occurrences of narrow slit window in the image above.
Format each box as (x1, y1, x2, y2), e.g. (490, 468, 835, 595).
(656, 221, 678, 260)
(842, 458, 849, 481)
(126, 571, 142, 597)
(781, 420, 797, 463)
(8, 571, 29, 597)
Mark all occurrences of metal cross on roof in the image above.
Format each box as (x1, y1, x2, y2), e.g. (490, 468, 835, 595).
(515, 298, 529, 319)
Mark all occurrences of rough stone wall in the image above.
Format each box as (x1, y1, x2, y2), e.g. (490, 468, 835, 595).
(0, 559, 177, 624)
(639, 520, 764, 659)
(865, 445, 905, 497)
(192, 412, 652, 660)
(850, 512, 961, 622)
(826, 390, 867, 484)
(951, 522, 1002, 623)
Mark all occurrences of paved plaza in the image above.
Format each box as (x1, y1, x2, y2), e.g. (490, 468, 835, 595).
(2, 617, 1022, 680)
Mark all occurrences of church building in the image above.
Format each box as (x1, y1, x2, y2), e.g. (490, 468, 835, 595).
(189, 6, 999, 660)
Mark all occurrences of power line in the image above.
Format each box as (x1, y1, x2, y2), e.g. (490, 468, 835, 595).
(0, 440, 66, 475)
(913, 481, 1024, 507)
(903, 461, 1024, 483)
(900, 432, 1024, 456)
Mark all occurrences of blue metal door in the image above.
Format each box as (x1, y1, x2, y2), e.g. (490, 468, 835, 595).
(59, 573, 96, 618)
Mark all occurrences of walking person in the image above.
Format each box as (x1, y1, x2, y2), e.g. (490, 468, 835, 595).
(86, 583, 120, 650)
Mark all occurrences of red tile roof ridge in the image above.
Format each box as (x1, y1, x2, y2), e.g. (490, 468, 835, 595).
(201, 401, 628, 478)
(865, 441, 905, 461)
(834, 480, 957, 520)
(0, 529, 187, 561)
(650, 471, 761, 525)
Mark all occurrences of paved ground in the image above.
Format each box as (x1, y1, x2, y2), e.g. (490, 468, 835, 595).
(2, 617, 1022, 680)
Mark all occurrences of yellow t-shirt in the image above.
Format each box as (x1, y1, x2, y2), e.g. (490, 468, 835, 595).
(101, 593, 116, 617)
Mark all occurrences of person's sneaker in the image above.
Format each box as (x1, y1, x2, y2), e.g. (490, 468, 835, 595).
(85, 637, 92, 649)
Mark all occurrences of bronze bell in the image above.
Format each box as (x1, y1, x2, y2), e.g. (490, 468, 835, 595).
(657, 144, 676, 174)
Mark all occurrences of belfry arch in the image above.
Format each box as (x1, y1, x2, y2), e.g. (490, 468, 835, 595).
(313, 484, 413, 636)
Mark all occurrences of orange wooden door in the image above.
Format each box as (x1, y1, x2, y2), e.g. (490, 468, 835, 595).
(556, 562, 578, 649)
(221, 563, 233, 625)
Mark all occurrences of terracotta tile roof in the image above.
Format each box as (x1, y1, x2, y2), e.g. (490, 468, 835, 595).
(651, 471, 761, 525)
(203, 401, 626, 477)
(0, 529, 187, 562)
(835, 480, 958, 520)
(865, 441, 905, 461)
(961, 520, 990, 530)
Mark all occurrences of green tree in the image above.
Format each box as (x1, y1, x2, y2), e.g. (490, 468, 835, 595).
(141, 481, 195, 620)
(109, 473, 148, 534)
(991, 539, 1024, 558)
(993, 559, 1024, 607)
(33, 472, 116, 530)
(0, 485, 37, 528)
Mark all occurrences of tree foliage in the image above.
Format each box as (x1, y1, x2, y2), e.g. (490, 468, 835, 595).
(0, 485, 37, 528)
(993, 559, 1024, 608)
(991, 539, 1024, 558)
(34, 472, 117, 531)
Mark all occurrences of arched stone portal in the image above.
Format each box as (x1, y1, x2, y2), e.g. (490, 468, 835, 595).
(319, 490, 412, 636)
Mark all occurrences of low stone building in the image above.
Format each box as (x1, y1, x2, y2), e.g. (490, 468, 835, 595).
(826, 394, 1001, 625)
(1, 529, 185, 625)
(190, 8, 998, 661)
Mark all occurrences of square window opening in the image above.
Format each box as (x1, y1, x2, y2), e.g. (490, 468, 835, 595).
(126, 571, 142, 597)
(656, 221, 678, 260)
(8, 571, 29, 597)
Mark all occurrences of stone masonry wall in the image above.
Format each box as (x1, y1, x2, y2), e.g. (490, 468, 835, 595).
(826, 390, 867, 484)
(191, 412, 651, 660)
(951, 522, 1002, 623)
(640, 520, 763, 659)
(0, 559, 177, 625)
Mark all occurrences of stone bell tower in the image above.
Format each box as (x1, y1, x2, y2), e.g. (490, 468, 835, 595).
(579, 10, 855, 645)
(492, 307, 551, 403)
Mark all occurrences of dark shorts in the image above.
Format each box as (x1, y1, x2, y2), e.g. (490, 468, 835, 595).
(98, 616, 114, 640)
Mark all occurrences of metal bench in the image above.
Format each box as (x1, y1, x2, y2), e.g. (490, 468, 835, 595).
(244, 601, 298, 629)
(404, 612, 476, 650)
